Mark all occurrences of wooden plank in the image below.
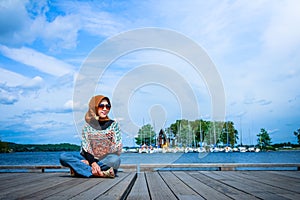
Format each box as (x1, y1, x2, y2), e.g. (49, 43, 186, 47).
(45, 178, 106, 200)
(0, 165, 60, 169)
(1, 163, 300, 172)
(43, 177, 107, 200)
(0, 170, 299, 200)
(119, 164, 138, 172)
(69, 172, 134, 200)
(223, 171, 300, 199)
(159, 171, 205, 200)
(145, 171, 177, 200)
(237, 171, 300, 193)
(58, 176, 119, 200)
(0, 164, 137, 172)
(0, 173, 77, 199)
(207, 171, 297, 200)
(139, 163, 300, 171)
(267, 170, 300, 180)
(191, 171, 258, 199)
(95, 172, 136, 200)
(126, 172, 150, 200)
(38, 174, 108, 199)
(0, 165, 67, 173)
(0, 172, 29, 180)
(204, 171, 272, 200)
(173, 171, 232, 199)
(7, 173, 78, 200)
(0, 172, 37, 186)
(0, 172, 60, 198)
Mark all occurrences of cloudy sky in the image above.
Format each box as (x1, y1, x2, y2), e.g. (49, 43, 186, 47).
(0, 0, 299, 146)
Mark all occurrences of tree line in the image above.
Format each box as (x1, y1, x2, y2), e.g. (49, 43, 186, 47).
(0, 141, 80, 153)
(135, 119, 300, 150)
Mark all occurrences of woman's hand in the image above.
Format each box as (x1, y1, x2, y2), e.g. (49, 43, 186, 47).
(91, 162, 102, 176)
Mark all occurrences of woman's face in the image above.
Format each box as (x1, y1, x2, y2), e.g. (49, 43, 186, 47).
(97, 99, 111, 119)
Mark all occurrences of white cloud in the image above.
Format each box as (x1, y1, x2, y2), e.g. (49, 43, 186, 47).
(0, 68, 44, 105)
(40, 14, 81, 50)
(0, 87, 19, 105)
(55, 1, 125, 37)
(0, 0, 34, 46)
(0, 76, 44, 105)
(63, 99, 81, 111)
(81, 11, 124, 36)
(0, 0, 81, 50)
(0, 67, 30, 86)
(21, 76, 44, 89)
(243, 97, 272, 106)
(262, 0, 300, 56)
(63, 100, 73, 110)
(0, 45, 75, 76)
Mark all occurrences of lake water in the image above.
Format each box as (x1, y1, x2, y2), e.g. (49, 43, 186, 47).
(1, 151, 299, 166)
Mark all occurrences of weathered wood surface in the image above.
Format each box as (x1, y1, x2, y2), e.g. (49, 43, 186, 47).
(1, 170, 299, 200)
(1, 163, 299, 172)
(136, 163, 300, 171)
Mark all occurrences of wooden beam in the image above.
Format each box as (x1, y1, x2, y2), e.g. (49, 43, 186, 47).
(0, 163, 300, 172)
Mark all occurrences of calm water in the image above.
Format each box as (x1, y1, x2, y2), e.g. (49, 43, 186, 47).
(1, 151, 300, 166)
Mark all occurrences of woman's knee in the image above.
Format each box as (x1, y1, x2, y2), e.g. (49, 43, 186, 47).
(59, 152, 75, 166)
(60, 152, 70, 160)
(103, 154, 121, 169)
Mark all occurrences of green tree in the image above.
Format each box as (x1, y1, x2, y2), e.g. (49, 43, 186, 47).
(257, 128, 271, 149)
(169, 119, 239, 147)
(294, 128, 300, 144)
(219, 121, 239, 147)
(0, 140, 9, 153)
(169, 119, 186, 147)
(198, 120, 211, 145)
(135, 124, 156, 146)
(202, 121, 224, 146)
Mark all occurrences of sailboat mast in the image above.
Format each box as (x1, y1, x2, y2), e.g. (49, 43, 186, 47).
(199, 120, 202, 146)
(240, 117, 242, 146)
(213, 121, 216, 145)
(226, 121, 229, 146)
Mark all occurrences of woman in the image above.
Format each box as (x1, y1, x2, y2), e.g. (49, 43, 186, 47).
(60, 95, 122, 178)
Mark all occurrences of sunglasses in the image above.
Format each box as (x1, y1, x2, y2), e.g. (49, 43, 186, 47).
(98, 103, 111, 110)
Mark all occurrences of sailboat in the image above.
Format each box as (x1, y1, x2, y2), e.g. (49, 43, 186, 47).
(198, 119, 206, 153)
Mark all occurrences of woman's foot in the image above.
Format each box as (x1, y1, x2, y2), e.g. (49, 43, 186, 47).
(70, 168, 75, 176)
(98, 167, 115, 178)
(81, 160, 115, 178)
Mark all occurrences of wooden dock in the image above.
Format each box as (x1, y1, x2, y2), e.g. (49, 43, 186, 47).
(1, 164, 300, 199)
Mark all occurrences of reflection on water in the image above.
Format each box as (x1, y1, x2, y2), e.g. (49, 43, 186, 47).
(1, 151, 300, 166)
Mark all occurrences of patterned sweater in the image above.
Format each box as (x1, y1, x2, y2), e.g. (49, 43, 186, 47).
(81, 120, 122, 162)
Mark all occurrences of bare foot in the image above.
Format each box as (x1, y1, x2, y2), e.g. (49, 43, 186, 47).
(101, 167, 115, 178)
(94, 167, 115, 178)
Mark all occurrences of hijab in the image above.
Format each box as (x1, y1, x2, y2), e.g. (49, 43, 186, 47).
(85, 95, 111, 130)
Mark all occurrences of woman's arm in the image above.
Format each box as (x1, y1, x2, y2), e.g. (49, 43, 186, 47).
(81, 124, 97, 165)
(80, 148, 97, 165)
(111, 121, 122, 155)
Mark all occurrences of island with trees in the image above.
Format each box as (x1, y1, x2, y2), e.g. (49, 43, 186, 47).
(132, 119, 300, 153)
(0, 141, 80, 153)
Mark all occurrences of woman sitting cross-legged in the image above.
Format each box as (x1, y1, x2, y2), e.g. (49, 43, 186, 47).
(60, 95, 122, 178)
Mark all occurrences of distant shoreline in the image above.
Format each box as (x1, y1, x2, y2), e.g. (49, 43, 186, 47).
(0, 142, 80, 153)
(1, 140, 299, 153)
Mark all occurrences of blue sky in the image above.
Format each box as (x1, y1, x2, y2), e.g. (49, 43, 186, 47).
(0, 0, 299, 146)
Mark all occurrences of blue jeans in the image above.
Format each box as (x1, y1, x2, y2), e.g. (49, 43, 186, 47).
(59, 152, 121, 177)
